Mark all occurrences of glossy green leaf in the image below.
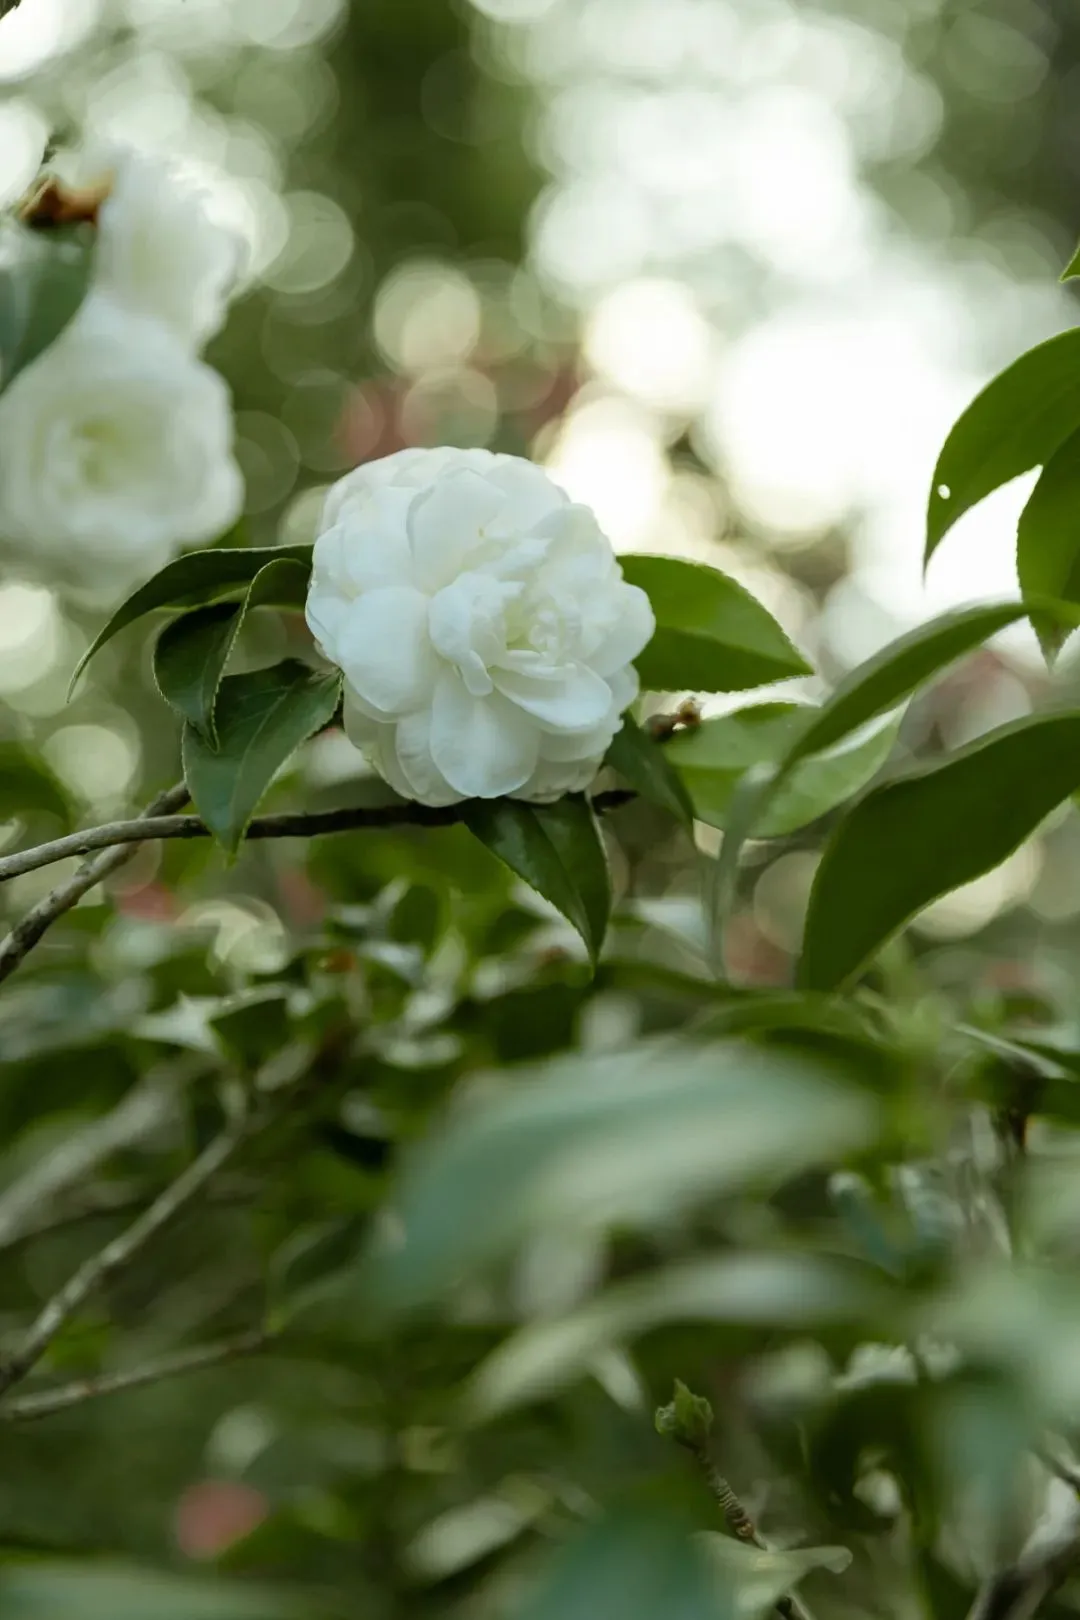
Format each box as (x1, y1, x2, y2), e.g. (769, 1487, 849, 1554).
(0, 225, 94, 391)
(153, 557, 312, 743)
(800, 710, 1080, 990)
(364, 1039, 876, 1309)
(468, 1252, 881, 1421)
(70, 544, 313, 694)
(465, 794, 611, 963)
(516, 1509, 735, 1620)
(0, 1563, 298, 1620)
(712, 602, 1039, 968)
(183, 659, 341, 853)
(153, 603, 242, 744)
(926, 327, 1080, 566)
(0, 740, 72, 827)
(1017, 426, 1080, 658)
(620, 555, 810, 692)
(666, 702, 902, 837)
(605, 713, 694, 828)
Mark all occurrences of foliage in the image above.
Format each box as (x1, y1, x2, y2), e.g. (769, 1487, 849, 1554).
(7, 6, 1080, 1620)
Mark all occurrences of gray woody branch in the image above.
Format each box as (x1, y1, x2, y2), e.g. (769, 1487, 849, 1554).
(0, 1091, 253, 1400)
(0, 781, 189, 982)
(0, 788, 633, 885)
(0, 1328, 271, 1422)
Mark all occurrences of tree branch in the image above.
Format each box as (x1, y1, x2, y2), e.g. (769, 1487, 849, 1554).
(0, 1094, 253, 1400)
(0, 789, 634, 885)
(966, 1505, 1080, 1620)
(0, 781, 189, 980)
(0, 1070, 182, 1251)
(0, 1328, 271, 1422)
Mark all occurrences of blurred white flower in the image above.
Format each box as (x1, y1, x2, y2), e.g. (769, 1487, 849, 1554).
(0, 298, 243, 578)
(306, 447, 654, 804)
(74, 144, 242, 350)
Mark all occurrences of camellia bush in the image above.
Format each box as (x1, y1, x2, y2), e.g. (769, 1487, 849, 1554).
(7, 148, 1080, 1620)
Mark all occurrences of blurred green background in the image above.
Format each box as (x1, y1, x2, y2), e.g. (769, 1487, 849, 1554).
(1, 1, 1080, 1616)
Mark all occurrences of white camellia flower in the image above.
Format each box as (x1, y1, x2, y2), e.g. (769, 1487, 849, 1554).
(0, 297, 244, 578)
(70, 143, 242, 351)
(305, 447, 655, 804)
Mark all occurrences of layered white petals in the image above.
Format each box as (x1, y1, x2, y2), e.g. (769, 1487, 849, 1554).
(306, 448, 655, 805)
(0, 299, 243, 579)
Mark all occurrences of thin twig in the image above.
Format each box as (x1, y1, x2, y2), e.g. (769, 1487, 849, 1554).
(0, 1095, 252, 1400)
(0, 1327, 271, 1422)
(0, 789, 634, 885)
(0, 781, 188, 980)
(0, 1179, 256, 1256)
(0, 1071, 181, 1251)
(966, 1515, 1080, 1620)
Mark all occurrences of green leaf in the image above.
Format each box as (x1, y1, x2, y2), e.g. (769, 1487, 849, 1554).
(153, 557, 312, 743)
(154, 604, 241, 744)
(800, 710, 1080, 990)
(1062, 241, 1080, 282)
(698, 1536, 853, 1620)
(516, 1509, 735, 1620)
(711, 602, 1039, 968)
(0, 225, 94, 392)
(605, 714, 695, 828)
(620, 555, 810, 692)
(1017, 426, 1080, 659)
(183, 659, 341, 853)
(469, 1254, 878, 1421)
(0, 1563, 298, 1620)
(926, 327, 1080, 567)
(666, 702, 902, 837)
(70, 544, 313, 694)
(0, 740, 72, 827)
(364, 1039, 876, 1310)
(465, 795, 611, 964)
(210, 990, 291, 1067)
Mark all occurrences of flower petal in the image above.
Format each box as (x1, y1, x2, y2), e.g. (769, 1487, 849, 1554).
(335, 587, 437, 717)
(493, 661, 613, 732)
(486, 456, 568, 534)
(392, 710, 461, 806)
(430, 671, 539, 798)
(407, 470, 505, 591)
(590, 583, 655, 676)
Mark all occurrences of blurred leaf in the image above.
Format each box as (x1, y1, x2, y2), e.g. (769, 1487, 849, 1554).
(71, 545, 314, 692)
(1017, 427, 1080, 659)
(667, 702, 902, 836)
(605, 714, 694, 828)
(468, 1253, 881, 1421)
(697, 1535, 852, 1620)
(1062, 241, 1080, 282)
(0, 740, 72, 827)
(926, 327, 1080, 566)
(620, 556, 810, 692)
(365, 1040, 877, 1310)
(465, 795, 611, 964)
(387, 883, 444, 954)
(516, 1509, 734, 1620)
(183, 659, 341, 853)
(153, 557, 311, 744)
(800, 711, 1080, 990)
(0, 225, 94, 391)
(406, 1483, 551, 1582)
(210, 990, 291, 1067)
(0, 1563, 298, 1619)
